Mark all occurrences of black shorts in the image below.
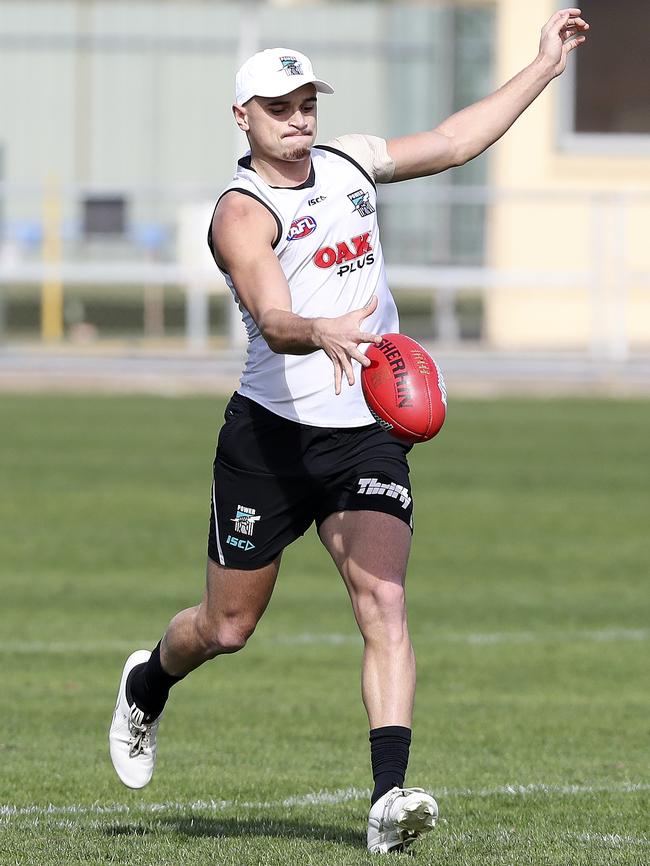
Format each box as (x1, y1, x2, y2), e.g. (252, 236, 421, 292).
(208, 392, 413, 570)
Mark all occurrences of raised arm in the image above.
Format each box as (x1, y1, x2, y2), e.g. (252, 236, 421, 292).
(211, 193, 381, 394)
(386, 8, 589, 182)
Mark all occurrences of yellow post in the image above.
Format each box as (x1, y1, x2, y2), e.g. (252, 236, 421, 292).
(41, 177, 64, 341)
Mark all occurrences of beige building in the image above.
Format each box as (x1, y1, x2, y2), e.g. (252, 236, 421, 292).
(486, 0, 650, 355)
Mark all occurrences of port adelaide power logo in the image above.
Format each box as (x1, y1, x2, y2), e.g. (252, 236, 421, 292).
(226, 504, 261, 552)
(279, 56, 303, 76)
(348, 189, 375, 217)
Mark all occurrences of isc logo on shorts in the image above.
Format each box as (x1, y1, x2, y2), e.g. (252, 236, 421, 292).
(226, 535, 255, 551)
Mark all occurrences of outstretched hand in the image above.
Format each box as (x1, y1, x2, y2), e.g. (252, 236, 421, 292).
(312, 295, 382, 395)
(539, 8, 589, 77)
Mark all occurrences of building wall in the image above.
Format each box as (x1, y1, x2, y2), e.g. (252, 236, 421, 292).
(0, 1, 425, 193)
(0, 0, 495, 268)
(486, 0, 650, 352)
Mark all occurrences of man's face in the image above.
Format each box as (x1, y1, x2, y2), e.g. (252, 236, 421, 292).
(236, 83, 318, 162)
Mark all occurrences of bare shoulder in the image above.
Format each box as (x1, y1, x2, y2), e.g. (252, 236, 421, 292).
(213, 189, 277, 237)
(211, 190, 278, 269)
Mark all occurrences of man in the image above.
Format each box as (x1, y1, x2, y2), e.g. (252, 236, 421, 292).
(110, 9, 588, 854)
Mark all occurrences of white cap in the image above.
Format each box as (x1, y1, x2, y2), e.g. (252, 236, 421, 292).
(235, 48, 334, 106)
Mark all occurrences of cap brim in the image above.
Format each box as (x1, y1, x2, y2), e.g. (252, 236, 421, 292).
(312, 79, 335, 95)
(240, 77, 334, 104)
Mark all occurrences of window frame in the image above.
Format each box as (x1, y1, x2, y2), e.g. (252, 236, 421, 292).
(557, 50, 650, 155)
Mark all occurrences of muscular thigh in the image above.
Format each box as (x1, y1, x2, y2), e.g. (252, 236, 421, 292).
(319, 510, 412, 596)
(201, 554, 281, 628)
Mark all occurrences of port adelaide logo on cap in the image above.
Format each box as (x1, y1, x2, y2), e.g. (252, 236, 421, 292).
(279, 56, 303, 76)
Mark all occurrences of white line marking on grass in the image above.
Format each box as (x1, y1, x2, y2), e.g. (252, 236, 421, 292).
(278, 787, 368, 807)
(442, 830, 650, 848)
(1, 628, 648, 655)
(439, 781, 650, 798)
(444, 628, 650, 646)
(572, 832, 650, 847)
(0, 640, 159, 655)
(270, 633, 358, 646)
(0, 789, 368, 821)
(2, 781, 649, 824)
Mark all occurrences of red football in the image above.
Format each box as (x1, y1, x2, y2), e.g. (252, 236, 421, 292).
(361, 333, 447, 444)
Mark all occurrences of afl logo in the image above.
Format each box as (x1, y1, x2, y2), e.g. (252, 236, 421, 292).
(287, 215, 317, 241)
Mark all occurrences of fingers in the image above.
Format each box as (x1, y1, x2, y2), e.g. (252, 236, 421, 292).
(351, 345, 373, 368)
(328, 344, 357, 395)
(357, 296, 382, 345)
(359, 294, 378, 316)
(561, 17, 588, 34)
(327, 349, 346, 395)
(333, 362, 342, 396)
(540, 7, 589, 67)
(344, 357, 355, 388)
(331, 351, 354, 395)
(564, 34, 587, 53)
(358, 333, 382, 356)
(544, 9, 588, 34)
(328, 339, 376, 394)
(561, 16, 588, 52)
(325, 295, 385, 393)
(542, 10, 568, 33)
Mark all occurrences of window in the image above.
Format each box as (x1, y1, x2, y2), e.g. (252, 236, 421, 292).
(560, 0, 650, 149)
(82, 195, 127, 237)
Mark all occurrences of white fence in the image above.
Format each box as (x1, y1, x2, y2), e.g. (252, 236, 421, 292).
(1, 185, 649, 360)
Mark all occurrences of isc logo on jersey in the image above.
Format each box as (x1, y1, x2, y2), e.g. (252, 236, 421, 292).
(287, 215, 317, 241)
(313, 232, 374, 277)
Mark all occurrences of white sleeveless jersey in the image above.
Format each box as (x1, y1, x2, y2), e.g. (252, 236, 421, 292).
(210, 136, 399, 427)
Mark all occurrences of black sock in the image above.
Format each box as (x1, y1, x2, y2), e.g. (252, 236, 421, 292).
(369, 725, 412, 805)
(127, 640, 184, 720)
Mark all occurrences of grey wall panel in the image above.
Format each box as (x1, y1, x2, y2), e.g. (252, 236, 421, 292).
(0, 1, 494, 265)
(158, 51, 238, 190)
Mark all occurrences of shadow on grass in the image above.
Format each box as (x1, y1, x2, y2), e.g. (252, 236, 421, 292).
(104, 815, 365, 848)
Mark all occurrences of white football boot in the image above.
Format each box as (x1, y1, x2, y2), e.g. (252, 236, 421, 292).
(109, 650, 162, 789)
(367, 786, 438, 854)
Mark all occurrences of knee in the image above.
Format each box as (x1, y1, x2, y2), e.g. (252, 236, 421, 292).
(356, 581, 408, 641)
(365, 579, 407, 615)
(196, 613, 256, 658)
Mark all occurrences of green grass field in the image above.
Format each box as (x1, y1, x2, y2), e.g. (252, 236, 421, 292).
(1, 394, 648, 865)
